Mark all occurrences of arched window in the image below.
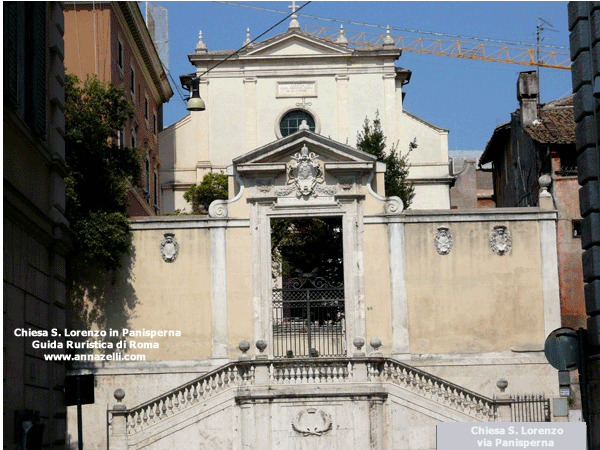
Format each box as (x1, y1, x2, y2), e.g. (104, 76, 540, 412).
(279, 110, 315, 137)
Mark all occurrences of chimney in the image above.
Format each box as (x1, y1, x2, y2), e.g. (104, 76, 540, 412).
(517, 71, 539, 127)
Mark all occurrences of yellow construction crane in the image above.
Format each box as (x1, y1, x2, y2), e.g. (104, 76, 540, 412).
(305, 24, 571, 70)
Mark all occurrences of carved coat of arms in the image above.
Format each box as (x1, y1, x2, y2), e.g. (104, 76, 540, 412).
(490, 226, 512, 255)
(434, 227, 453, 255)
(287, 145, 323, 198)
(160, 233, 179, 262)
(291, 408, 332, 436)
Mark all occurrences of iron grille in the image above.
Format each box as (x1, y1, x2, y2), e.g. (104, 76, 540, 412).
(273, 276, 345, 358)
(510, 394, 551, 422)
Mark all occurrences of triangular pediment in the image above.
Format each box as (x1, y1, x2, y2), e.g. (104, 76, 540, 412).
(244, 30, 353, 58)
(233, 130, 376, 167)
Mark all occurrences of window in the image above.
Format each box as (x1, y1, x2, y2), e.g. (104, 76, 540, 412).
(145, 157, 150, 201)
(572, 220, 582, 238)
(117, 39, 123, 70)
(130, 126, 136, 148)
(153, 171, 159, 212)
(279, 110, 315, 137)
(118, 129, 124, 149)
(144, 96, 149, 121)
(153, 114, 157, 136)
(130, 67, 135, 99)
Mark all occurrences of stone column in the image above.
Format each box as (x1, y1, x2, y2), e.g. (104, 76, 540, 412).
(211, 224, 228, 359)
(342, 200, 365, 351)
(538, 213, 561, 338)
(110, 389, 128, 450)
(382, 73, 398, 145)
(388, 220, 410, 354)
(239, 400, 255, 450)
(191, 78, 210, 170)
(243, 77, 257, 153)
(336, 75, 350, 143)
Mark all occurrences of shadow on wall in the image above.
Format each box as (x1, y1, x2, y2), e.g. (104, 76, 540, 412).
(67, 248, 138, 354)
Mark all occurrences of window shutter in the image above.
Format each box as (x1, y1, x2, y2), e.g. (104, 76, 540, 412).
(31, 3, 47, 138)
(3, 2, 18, 108)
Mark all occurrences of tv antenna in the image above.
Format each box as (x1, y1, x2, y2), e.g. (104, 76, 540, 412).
(536, 17, 559, 97)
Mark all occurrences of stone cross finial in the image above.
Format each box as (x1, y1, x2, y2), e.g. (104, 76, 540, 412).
(336, 24, 348, 46)
(243, 28, 252, 47)
(195, 30, 208, 53)
(383, 25, 395, 46)
(288, 0, 300, 30)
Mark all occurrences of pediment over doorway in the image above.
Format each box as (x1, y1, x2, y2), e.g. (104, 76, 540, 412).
(231, 130, 379, 203)
(208, 130, 403, 218)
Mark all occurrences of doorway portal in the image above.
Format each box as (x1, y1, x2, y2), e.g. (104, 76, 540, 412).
(271, 217, 345, 358)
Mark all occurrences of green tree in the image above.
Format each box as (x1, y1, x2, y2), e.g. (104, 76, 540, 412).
(183, 172, 228, 214)
(64, 73, 141, 271)
(357, 113, 415, 209)
(271, 218, 343, 284)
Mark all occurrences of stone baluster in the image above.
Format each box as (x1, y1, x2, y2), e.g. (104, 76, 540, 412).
(353, 337, 368, 382)
(254, 339, 269, 384)
(495, 379, 511, 422)
(110, 389, 128, 450)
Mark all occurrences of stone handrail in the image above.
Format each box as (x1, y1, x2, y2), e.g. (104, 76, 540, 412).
(123, 360, 255, 435)
(111, 354, 498, 437)
(366, 358, 497, 420)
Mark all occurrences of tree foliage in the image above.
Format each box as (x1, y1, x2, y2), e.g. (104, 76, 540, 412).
(64, 73, 140, 271)
(356, 113, 415, 209)
(271, 218, 343, 284)
(183, 172, 229, 214)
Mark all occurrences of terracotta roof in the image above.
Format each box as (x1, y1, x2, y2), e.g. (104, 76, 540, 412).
(524, 97, 575, 144)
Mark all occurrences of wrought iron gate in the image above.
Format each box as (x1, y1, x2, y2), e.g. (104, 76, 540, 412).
(272, 276, 345, 358)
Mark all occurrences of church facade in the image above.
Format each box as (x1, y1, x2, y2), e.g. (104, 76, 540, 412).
(66, 15, 564, 450)
(159, 19, 452, 213)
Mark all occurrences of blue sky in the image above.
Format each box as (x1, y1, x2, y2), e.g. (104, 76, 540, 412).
(145, 1, 573, 152)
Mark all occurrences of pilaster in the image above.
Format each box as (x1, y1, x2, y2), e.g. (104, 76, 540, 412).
(388, 221, 410, 354)
(210, 225, 228, 358)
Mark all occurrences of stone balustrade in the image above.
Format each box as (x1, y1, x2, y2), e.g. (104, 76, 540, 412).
(109, 338, 500, 444)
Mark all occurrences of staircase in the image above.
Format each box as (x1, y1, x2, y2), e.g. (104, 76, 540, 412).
(108, 355, 500, 449)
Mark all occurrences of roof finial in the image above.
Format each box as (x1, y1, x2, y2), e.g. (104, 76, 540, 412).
(336, 24, 348, 46)
(243, 28, 252, 47)
(383, 25, 395, 46)
(288, 1, 300, 30)
(195, 30, 208, 53)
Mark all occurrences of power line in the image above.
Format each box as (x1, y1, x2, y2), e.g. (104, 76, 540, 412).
(197, 1, 311, 79)
(214, 1, 568, 50)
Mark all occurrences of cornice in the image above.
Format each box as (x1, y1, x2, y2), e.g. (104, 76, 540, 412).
(115, 2, 173, 103)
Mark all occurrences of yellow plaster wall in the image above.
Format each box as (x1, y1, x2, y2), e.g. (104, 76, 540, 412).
(363, 223, 393, 350)
(404, 221, 545, 354)
(226, 227, 254, 356)
(123, 228, 213, 360)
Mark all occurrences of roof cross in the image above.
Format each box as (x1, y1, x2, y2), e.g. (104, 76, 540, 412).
(288, 1, 300, 30)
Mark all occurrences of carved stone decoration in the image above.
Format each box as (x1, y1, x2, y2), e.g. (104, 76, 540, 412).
(339, 177, 355, 191)
(287, 144, 324, 198)
(434, 227, 453, 255)
(490, 226, 512, 255)
(275, 186, 296, 197)
(255, 179, 273, 193)
(315, 185, 337, 195)
(160, 233, 179, 262)
(291, 408, 332, 436)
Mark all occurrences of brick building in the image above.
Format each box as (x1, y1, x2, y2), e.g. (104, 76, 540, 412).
(480, 71, 585, 329)
(63, 1, 173, 216)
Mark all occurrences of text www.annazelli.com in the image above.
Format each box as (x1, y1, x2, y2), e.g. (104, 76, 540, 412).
(43, 353, 146, 361)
